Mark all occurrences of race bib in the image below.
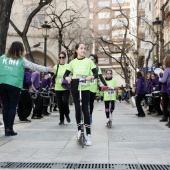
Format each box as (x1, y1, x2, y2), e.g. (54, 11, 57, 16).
(107, 89, 115, 96)
(76, 74, 87, 85)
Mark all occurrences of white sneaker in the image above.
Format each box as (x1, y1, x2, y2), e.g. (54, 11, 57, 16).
(77, 130, 81, 140)
(85, 134, 92, 146)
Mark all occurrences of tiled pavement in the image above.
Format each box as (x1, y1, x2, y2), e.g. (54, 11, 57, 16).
(0, 101, 170, 165)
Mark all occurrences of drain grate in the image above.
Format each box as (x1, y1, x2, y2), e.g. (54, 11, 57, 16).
(0, 162, 169, 169)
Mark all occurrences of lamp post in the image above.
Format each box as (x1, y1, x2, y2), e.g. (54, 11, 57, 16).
(153, 17, 162, 65)
(133, 50, 138, 82)
(41, 21, 51, 66)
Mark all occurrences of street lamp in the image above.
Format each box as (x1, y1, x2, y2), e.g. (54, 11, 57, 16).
(153, 17, 162, 65)
(133, 50, 138, 82)
(41, 21, 51, 66)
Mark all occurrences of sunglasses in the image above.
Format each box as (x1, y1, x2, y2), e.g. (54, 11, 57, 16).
(59, 57, 66, 59)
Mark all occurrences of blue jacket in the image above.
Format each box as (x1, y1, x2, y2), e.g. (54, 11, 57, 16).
(136, 76, 145, 95)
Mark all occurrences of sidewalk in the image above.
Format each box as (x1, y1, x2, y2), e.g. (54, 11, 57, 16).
(0, 101, 170, 165)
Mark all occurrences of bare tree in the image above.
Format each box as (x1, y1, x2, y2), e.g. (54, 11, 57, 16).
(92, 2, 135, 88)
(9, 0, 52, 62)
(0, 0, 14, 55)
(47, 0, 91, 55)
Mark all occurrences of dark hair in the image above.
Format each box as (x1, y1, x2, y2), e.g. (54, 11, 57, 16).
(106, 70, 112, 74)
(137, 71, 143, 78)
(59, 51, 66, 58)
(73, 43, 85, 59)
(6, 41, 24, 59)
(89, 54, 98, 64)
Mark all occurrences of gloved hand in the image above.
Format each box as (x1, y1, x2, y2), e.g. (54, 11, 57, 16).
(114, 86, 119, 90)
(101, 86, 109, 91)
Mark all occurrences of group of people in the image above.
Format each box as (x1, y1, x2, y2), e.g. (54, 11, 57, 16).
(135, 55, 170, 128)
(0, 41, 120, 146)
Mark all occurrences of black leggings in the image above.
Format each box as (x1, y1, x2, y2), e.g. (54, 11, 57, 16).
(56, 90, 70, 122)
(72, 90, 91, 135)
(89, 91, 96, 115)
(104, 100, 115, 118)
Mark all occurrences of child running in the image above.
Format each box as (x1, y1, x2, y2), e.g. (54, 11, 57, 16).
(102, 70, 117, 124)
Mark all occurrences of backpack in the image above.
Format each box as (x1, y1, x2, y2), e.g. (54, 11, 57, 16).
(167, 73, 170, 95)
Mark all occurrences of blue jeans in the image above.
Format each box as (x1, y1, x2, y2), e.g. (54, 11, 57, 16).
(0, 84, 20, 131)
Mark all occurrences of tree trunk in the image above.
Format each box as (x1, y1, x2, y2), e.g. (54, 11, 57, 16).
(58, 31, 62, 54)
(0, 0, 14, 56)
(22, 35, 34, 62)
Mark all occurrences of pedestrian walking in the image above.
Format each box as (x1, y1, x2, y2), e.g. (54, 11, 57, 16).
(63, 43, 98, 146)
(54, 51, 71, 125)
(0, 41, 54, 136)
(135, 72, 146, 117)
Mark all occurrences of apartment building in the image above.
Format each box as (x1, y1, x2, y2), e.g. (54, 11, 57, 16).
(88, 0, 132, 86)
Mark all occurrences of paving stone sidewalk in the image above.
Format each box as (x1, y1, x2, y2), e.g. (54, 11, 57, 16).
(0, 101, 170, 165)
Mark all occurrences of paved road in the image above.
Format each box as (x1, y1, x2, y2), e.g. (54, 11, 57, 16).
(0, 100, 170, 165)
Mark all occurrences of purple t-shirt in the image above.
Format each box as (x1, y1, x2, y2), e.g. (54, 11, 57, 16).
(31, 71, 40, 89)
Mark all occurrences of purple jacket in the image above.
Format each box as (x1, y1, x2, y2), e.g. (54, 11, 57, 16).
(152, 76, 160, 91)
(159, 73, 167, 93)
(42, 74, 51, 89)
(159, 67, 170, 84)
(31, 71, 40, 89)
(23, 69, 32, 90)
(136, 76, 145, 95)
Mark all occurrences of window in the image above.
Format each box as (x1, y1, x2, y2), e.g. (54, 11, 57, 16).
(140, 17, 145, 26)
(112, 30, 125, 38)
(89, 13, 93, 19)
(114, 11, 127, 17)
(98, 46, 110, 52)
(103, 35, 110, 40)
(89, 2, 93, 8)
(98, 1, 110, 7)
(112, 18, 128, 27)
(98, 58, 110, 64)
(98, 12, 110, 19)
(98, 24, 110, 30)
(112, 0, 130, 3)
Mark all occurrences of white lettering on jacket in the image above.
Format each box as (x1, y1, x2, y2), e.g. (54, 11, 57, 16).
(2, 58, 19, 66)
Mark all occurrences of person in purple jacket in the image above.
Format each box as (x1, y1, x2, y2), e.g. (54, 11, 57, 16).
(41, 73, 52, 116)
(151, 73, 163, 116)
(135, 72, 145, 117)
(159, 68, 169, 122)
(17, 69, 34, 122)
(159, 56, 170, 127)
